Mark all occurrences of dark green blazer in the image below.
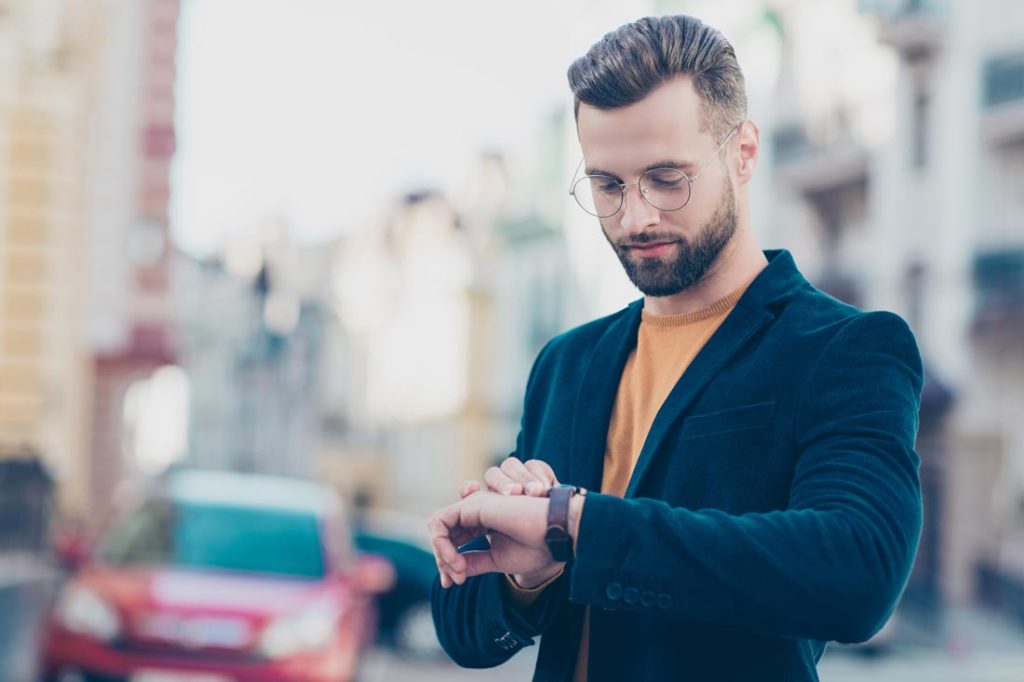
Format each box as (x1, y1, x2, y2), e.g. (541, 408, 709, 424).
(432, 249, 924, 681)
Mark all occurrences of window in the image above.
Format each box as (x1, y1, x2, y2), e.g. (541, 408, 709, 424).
(972, 249, 1024, 327)
(912, 91, 930, 170)
(99, 500, 326, 579)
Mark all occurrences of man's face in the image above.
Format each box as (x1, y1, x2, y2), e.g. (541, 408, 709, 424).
(576, 77, 737, 297)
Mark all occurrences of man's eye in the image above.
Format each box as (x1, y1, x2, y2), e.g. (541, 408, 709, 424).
(592, 179, 620, 194)
(645, 170, 686, 188)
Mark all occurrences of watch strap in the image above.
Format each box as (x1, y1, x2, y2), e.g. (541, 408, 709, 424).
(547, 484, 573, 530)
(545, 484, 581, 562)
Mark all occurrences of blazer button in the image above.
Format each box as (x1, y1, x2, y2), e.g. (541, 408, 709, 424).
(606, 583, 623, 601)
(657, 593, 673, 610)
(623, 587, 639, 605)
(494, 632, 518, 651)
(641, 591, 656, 608)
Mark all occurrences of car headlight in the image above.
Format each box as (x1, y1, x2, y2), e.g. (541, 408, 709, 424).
(259, 605, 338, 659)
(55, 584, 121, 642)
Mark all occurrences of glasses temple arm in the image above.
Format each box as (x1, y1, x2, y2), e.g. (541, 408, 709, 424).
(690, 123, 742, 181)
(568, 157, 585, 194)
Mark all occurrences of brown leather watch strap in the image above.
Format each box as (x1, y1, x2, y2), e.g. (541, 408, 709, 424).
(545, 484, 580, 562)
(547, 485, 573, 530)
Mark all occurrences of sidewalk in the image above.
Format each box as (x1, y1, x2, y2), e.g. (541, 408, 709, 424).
(0, 553, 59, 682)
(820, 606, 1024, 681)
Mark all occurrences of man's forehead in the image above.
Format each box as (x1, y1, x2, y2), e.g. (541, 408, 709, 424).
(576, 78, 709, 176)
(577, 76, 704, 133)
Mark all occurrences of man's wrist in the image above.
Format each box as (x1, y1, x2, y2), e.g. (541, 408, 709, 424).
(512, 563, 564, 589)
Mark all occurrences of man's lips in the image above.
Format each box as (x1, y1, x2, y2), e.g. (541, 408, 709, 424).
(624, 241, 677, 257)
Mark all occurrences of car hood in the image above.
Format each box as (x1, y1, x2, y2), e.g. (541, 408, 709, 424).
(77, 565, 336, 618)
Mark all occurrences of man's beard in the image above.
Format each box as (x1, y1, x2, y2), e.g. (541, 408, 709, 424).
(605, 177, 736, 297)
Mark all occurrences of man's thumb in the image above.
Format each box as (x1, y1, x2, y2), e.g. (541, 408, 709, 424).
(461, 549, 500, 578)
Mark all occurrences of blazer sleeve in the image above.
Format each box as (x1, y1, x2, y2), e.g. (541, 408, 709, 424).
(430, 568, 569, 667)
(567, 311, 925, 644)
(431, 340, 569, 667)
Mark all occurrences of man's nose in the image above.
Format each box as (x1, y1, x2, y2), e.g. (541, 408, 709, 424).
(618, 184, 660, 235)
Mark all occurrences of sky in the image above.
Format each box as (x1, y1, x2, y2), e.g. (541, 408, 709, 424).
(167, 0, 887, 258)
(169, 0, 628, 256)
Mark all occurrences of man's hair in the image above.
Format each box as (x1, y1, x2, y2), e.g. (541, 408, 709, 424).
(568, 15, 747, 143)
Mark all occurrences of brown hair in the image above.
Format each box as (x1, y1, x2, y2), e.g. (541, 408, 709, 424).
(568, 15, 747, 143)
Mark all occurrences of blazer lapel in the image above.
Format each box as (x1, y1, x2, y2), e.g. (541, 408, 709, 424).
(623, 301, 773, 497)
(622, 250, 804, 498)
(567, 302, 643, 493)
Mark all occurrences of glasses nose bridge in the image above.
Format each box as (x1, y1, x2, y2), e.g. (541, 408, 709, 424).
(617, 177, 657, 218)
(618, 178, 653, 212)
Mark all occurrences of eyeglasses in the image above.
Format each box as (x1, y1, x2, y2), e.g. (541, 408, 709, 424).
(568, 125, 740, 218)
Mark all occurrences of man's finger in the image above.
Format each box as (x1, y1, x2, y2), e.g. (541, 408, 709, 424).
(449, 526, 480, 548)
(459, 550, 500, 582)
(427, 498, 494, 586)
(434, 537, 465, 573)
(484, 466, 522, 496)
(523, 460, 558, 495)
(426, 514, 466, 577)
(432, 537, 463, 587)
(460, 480, 482, 498)
(436, 562, 451, 589)
(495, 457, 551, 495)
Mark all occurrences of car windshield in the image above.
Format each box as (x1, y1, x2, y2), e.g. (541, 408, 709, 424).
(98, 500, 326, 579)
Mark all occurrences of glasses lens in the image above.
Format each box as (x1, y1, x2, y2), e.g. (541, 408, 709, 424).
(572, 175, 622, 218)
(639, 168, 691, 211)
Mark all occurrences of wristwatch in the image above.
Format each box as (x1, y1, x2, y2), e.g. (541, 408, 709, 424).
(545, 484, 586, 562)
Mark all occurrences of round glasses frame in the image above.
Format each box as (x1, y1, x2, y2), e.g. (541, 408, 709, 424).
(568, 124, 740, 218)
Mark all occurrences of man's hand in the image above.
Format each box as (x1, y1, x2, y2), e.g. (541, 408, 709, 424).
(428, 490, 558, 589)
(459, 457, 558, 499)
(454, 458, 561, 588)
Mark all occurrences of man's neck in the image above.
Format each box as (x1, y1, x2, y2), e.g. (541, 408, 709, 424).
(642, 238, 768, 317)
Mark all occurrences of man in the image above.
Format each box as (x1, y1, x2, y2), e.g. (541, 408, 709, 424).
(428, 14, 923, 682)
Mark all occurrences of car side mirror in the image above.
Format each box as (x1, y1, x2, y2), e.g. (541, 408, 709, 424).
(351, 553, 396, 595)
(53, 531, 90, 571)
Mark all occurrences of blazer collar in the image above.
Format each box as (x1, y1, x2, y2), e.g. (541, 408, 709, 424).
(738, 248, 808, 311)
(567, 249, 809, 496)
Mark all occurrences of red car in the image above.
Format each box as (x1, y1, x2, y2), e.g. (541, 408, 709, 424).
(42, 470, 394, 682)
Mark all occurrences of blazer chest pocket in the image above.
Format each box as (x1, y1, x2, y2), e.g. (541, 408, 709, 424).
(680, 400, 775, 440)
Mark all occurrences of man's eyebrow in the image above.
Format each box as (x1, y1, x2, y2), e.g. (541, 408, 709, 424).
(584, 160, 697, 178)
(644, 159, 697, 173)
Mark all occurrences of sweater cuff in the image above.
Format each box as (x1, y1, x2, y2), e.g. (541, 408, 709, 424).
(503, 567, 565, 609)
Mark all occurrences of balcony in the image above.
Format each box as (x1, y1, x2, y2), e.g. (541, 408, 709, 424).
(972, 248, 1024, 334)
(982, 53, 1024, 144)
(772, 122, 868, 197)
(860, 0, 945, 60)
(814, 271, 865, 308)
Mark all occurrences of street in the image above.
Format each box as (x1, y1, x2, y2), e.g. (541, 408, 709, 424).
(7, 561, 1024, 682)
(361, 647, 536, 681)
(363, 642, 1024, 682)
(362, 605, 1024, 681)
(0, 556, 57, 682)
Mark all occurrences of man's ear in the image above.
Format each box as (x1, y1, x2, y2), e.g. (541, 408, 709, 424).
(734, 120, 759, 186)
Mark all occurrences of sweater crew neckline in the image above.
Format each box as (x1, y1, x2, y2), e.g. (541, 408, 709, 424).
(640, 280, 751, 328)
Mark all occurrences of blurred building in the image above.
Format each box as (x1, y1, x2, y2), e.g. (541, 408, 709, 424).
(175, 225, 330, 479)
(762, 0, 1024, 618)
(84, 0, 181, 521)
(0, 0, 182, 523)
(328, 190, 486, 515)
(488, 113, 579, 458)
(325, 136, 576, 516)
(0, 0, 106, 514)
